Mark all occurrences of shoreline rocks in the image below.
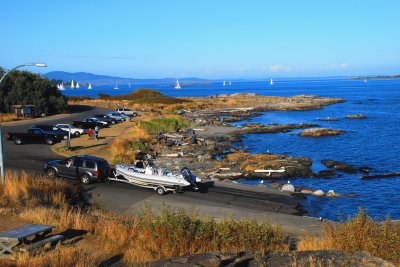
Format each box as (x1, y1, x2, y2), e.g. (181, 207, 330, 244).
(238, 123, 317, 134)
(298, 128, 344, 137)
(345, 113, 367, 119)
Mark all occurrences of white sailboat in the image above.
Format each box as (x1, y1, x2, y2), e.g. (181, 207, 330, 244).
(76, 82, 80, 88)
(270, 78, 274, 86)
(229, 81, 232, 86)
(128, 83, 131, 88)
(364, 78, 368, 83)
(223, 80, 226, 86)
(114, 83, 119, 90)
(57, 82, 65, 90)
(71, 80, 75, 89)
(88, 83, 92, 90)
(174, 80, 181, 89)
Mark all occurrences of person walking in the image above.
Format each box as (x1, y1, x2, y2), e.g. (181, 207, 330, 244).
(94, 126, 100, 140)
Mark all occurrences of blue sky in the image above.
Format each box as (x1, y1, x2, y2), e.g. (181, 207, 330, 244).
(1, 0, 399, 78)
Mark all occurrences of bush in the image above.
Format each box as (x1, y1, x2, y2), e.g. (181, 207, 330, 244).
(139, 116, 190, 134)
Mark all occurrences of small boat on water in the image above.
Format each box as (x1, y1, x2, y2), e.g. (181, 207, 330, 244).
(88, 83, 92, 90)
(112, 162, 199, 194)
(114, 83, 119, 90)
(76, 82, 80, 88)
(57, 82, 65, 90)
(71, 80, 75, 89)
(270, 78, 274, 86)
(229, 81, 232, 86)
(174, 80, 181, 89)
(223, 80, 226, 86)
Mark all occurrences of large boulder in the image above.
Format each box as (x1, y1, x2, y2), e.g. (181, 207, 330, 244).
(299, 128, 344, 137)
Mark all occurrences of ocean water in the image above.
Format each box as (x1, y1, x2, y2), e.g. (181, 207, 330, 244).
(61, 78, 400, 221)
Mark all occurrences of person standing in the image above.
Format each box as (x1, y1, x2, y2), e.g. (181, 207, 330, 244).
(94, 126, 100, 140)
(87, 128, 94, 139)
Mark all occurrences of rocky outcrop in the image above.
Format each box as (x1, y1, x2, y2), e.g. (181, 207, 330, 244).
(298, 128, 344, 137)
(322, 160, 357, 173)
(146, 251, 395, 267)
(238, 123, 317, 134)
(345, 113, 367, 119)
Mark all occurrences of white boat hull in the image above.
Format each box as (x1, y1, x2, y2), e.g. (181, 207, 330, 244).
(115, 164, 191, 188)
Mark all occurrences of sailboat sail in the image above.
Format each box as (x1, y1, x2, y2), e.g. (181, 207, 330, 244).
(57, 82, 65, 90)
(229, 81, 232, 86)
(71, 80, 75, 89)
(114, 83, 119, 90)
(76, 82, 80, 88)
(223, 80, 226, 86)
(174, 80, 181, 89)
(88, 83, 92, 89)
(270, 79, 274, 86)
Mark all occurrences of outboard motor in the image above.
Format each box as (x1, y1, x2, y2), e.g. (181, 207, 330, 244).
(181, 167, 199, 190)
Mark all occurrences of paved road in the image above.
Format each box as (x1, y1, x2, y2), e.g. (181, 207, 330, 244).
(1, 106, 323, 236)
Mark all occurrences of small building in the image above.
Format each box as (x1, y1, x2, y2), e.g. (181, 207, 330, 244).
(11, 105, 35, 118)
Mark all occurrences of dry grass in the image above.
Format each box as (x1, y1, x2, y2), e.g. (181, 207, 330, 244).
(110, 125, 152, 163)
(0, 170, 289, 265)
(0, 113, 18, 122)
(297, 209, 400, 265)
(223, 151, 284, 172)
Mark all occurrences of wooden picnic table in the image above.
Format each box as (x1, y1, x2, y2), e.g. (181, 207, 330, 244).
(0, 224, 61, 256)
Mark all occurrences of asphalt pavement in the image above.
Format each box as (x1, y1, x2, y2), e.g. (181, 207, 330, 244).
(1, 105, 323, 236)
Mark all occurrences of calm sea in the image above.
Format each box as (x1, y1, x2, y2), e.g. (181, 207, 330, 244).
(61, 78, 400, 221)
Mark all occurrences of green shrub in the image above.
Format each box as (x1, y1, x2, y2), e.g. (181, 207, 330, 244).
(139, 117, 190, 134)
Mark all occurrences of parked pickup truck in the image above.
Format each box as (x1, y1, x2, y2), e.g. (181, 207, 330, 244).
(72, 119, 106, 129)
(7, 128, 61, 145)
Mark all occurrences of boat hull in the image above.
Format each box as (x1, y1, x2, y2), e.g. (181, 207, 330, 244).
(115, 164, 191, 187)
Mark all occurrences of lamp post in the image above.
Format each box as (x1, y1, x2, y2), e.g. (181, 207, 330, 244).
(0, 63, 47, 187)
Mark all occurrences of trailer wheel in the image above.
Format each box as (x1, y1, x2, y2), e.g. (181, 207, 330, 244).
(14, 138, 22, 145)
(156, 187, 165, 195)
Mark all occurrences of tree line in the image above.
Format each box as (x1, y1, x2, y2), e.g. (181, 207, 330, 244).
(0, 66, 67, 115)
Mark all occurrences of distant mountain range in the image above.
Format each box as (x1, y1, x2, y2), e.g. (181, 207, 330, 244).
(43, 71, 213, 86)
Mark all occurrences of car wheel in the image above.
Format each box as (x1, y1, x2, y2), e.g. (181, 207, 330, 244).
(111, 120, 116, 125)
(46, 168, 57, 177)
(156, 186, 165, 195)
(45, 138, 54, 145)
(81, 174, 91, 185)
(62, 135, 69, 140)
(74, 131, 80, 137)
(14, 138, 22, 145)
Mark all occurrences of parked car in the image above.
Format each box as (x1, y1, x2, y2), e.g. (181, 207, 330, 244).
(106, 112, 126, 121)
(86, 117, 108, 126)
(44, 155, 110, 184)
(116, 107, 138, 117)
(91, 114, 117, 125)
(56, 124, 85, 137)
(7, 128, 61, 145)
(72, 119, 105, 129)
(31, 125, 69, 140)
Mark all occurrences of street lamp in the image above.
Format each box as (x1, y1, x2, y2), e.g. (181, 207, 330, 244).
(0, 63, 47, 187)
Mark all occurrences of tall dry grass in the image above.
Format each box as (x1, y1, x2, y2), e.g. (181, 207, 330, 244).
(110, 125, 151, 163)
(297, 209, 400, 265)
(1, 171, 289, 265)
(0, 113, 18, 122)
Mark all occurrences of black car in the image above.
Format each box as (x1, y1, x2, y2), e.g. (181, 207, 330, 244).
(44, 155, 110, 184)
(31, 125, 69, 140)
(92, 114, 117, 125)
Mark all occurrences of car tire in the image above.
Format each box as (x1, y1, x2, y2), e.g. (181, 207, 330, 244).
(46, 168, 57, 177)
(63, 135, 68, 140)
(81, 174, 91, 185)
(111, 120, 116, 125)
(74, 131, 80, 137)
(156, 186, 165, 195)
(14, 138, 22, 145)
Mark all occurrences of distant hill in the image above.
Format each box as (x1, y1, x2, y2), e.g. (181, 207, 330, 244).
(42, 71, 212, 86)
(351, 75, 400, 80)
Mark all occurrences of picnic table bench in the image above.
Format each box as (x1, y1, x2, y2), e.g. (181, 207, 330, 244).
(0, 224, 63, 256)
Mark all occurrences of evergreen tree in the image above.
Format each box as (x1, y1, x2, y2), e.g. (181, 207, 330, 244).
(0, 67, 67, 114)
